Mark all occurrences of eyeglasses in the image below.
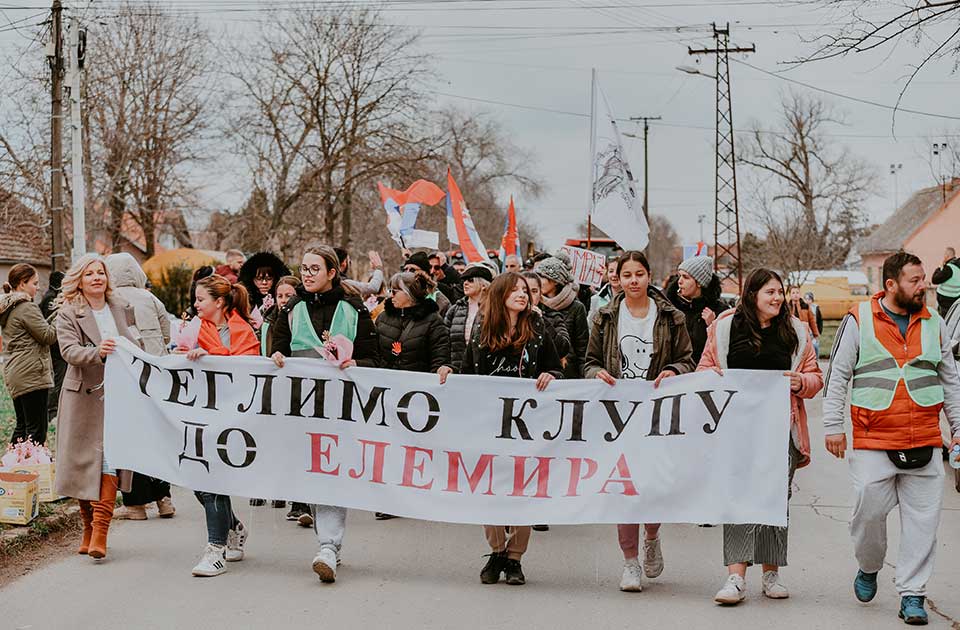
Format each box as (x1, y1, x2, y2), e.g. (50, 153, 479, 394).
(299, 264, 324, 277)
(254, 274, 274, 281)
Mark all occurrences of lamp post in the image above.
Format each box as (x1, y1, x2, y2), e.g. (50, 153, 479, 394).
(889, 163, 902, 214)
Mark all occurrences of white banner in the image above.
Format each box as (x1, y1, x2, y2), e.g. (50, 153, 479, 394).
(558, 245, 607, 288)
(104, 339, 791, 526)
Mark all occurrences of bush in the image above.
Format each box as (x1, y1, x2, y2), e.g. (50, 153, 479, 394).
(152, 264, 194, 317)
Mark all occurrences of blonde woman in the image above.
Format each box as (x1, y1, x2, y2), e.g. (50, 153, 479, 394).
(444, 264, 493, 372)
(55, 254, 142, 560)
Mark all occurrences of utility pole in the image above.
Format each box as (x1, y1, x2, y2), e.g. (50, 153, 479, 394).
(67, 16, 86, 262)
(628, 115, 661, 225)
(48, 0, 65, 272)
(689, 23, 754, 293)
(889, 163, 902, 214)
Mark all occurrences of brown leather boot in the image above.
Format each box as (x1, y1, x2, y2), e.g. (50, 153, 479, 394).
(88, 475, 118, 560)
(114, 504, 147, 520)
(156, 496, 176, 518)
(78, 500, 94, 555)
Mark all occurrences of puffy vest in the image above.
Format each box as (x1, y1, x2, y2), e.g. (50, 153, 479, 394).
(937, 262, 960, 298)
(851, 300, 943, 410)
(288, 300, 358, 356)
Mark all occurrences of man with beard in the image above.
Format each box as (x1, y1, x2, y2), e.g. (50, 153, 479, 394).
(822, 251, 960, 626)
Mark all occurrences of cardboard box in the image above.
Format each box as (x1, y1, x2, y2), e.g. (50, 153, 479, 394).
(0, 472, 40, 525)
(1, 463, 57, 502)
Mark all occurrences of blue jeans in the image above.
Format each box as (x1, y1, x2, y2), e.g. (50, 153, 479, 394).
(195, 492, 239, 546)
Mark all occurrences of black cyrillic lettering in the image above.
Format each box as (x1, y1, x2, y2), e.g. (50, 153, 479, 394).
(338, 380, 389, 426)
(599, 400, 644, 441)
(544, 399, 588, 441)
(696, 389, 738, 434)
(237, 374, 276, 415)
(165, 368, 196, 407)
(288, 376, 330, 419)
(396, 390, 440, 433)
(497, 397, 536, 440)
(179, 421, 209, 472)
(201, 370, 233, 410)
(216, 428, 257, 468)
(131, 356, 160, 396)
(648, 393, 686, 436)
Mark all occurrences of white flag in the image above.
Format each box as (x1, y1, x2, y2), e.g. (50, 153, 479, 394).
(591, 82, 649, 250)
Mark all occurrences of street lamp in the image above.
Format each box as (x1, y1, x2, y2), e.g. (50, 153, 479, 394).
(889, 163, 902, 213)
(933, 142, 949, 202)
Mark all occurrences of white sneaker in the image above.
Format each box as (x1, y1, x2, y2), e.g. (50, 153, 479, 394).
(225, 521, 248, 562)
(762, 571, 789, 599)
(312, 548, 338, 583)
(619, 558, 643, 592)
(192, 544, 227, 577)
(643, 536, 664, 578)
(715, 574, 746, 605)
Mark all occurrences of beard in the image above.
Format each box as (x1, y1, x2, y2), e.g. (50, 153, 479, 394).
(892, 286, 925, 314)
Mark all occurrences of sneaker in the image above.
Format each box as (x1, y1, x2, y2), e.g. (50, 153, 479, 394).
(271, 500, 286, 509)
(619, 558, 643, 592)
(762, 571, 789, 599)
(374, 512, 397, 520)
(899, 596, 928, 625)
(249, 498, 266, 507)
(115, 505, 147, 520)
(643, 536, 664, 578)
(854, 569, 879, 603)
(480, 552, 506, 584)
(156, 496, 175, 518)
(532, 524, 550, 531)
(286, 506, 303, 521)
(298, 513, 314, 528)
(225, 522, 248, 562)
(504, 559, 526, 585)
(192, 544, 227, 577)
(714, 574, 746, 605)
(312, 548, 338, 583)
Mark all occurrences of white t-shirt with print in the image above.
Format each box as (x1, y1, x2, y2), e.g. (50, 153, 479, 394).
(618, 300, 657, 380)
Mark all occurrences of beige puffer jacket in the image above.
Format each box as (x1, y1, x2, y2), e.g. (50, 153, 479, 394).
(0, 292, 57, 398)
(105, 253, 171, 355)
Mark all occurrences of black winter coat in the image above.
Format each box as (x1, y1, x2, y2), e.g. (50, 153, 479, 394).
(665, 275, 727, 363)
(544, 299, 589, 379)
(238, 252, 290, 310)
(270, 281, 380, 367)
(538, 306, 572, 368)
(444, 297, 472, 372)
(376, 299, 450, 373)
(460, 313, 563, 380)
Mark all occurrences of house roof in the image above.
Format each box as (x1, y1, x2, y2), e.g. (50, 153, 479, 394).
(859, 180, 959, 255)
(0, 190, 51, 267)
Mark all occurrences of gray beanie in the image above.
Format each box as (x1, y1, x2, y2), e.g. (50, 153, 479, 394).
(678, 255, 714, 288)
(535, 256, 573, 286)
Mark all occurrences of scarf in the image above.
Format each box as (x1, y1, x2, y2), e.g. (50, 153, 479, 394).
(541, 281, 578, 312)
(197, 310, 260, 356)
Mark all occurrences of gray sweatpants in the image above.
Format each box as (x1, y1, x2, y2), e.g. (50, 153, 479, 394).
(311, 504, 347, 554)
(849, 448, 944, 597)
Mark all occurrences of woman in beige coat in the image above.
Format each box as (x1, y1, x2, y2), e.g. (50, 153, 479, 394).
(55, 254, 141, 560)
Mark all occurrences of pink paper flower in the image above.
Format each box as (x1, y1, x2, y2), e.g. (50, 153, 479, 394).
(261, 294, 275, 312)
(172, 316, 201, 350)
(3, 439, 53, 465)
(318, 334, 354, 367)
(250, 306, 264, 330)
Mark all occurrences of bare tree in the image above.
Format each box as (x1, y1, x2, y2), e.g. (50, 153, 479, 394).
(738, 91, 876, 284)
(83, 1, 211, 256)
(645, 215, 680, 281)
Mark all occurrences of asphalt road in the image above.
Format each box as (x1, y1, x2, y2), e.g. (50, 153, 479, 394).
(2, 398, 958, 630)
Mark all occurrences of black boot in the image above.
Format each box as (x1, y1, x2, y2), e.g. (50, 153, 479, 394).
(249, 498, 266, 507)
(480, 552, 507, 584)
(375, 512, 397, 520)
(532, 524, 549, 531)
(272, 500, 286, 509)
(504, 559, 526, 585)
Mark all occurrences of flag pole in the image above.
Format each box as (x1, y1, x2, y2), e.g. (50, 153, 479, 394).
(587, 68, 597, 249)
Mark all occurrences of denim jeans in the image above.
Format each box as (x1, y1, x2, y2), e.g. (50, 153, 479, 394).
(195, 492, 239, 546)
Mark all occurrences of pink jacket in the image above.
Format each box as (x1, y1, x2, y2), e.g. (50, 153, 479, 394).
(696, 310, 823, 468)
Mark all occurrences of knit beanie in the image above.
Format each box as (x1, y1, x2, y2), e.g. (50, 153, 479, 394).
(535, 256, 574, 286)
(405, 252, 432, 274)
(678, 255, 714, 288)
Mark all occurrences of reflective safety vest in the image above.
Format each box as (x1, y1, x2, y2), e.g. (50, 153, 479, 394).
(289, 300, 358, 353)
(937, 262, 960, 298)
(851, 300, 943, 410)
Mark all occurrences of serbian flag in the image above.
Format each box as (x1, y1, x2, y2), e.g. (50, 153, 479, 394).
(499, 196, 520, 263)
(446, 170, 488, 263)
(378, 180, 445, 249)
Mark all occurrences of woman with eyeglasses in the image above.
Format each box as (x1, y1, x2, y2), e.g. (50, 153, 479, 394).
(238, 252, 290, 312)
(54, 254, 142, 561)
(441, 272, 563, 586)
(269, 244, 381, 584)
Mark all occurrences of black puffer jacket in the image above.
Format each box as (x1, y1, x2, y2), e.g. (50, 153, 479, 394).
(270, 280, 380, 367)
(376, 299, 450, 373)
(544, 299, 589, 379)
(665, 275, 727, 363)
(444, 297, 472, 372)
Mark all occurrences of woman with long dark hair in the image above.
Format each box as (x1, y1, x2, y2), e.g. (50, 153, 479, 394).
(440, 272, 563, 586)
(583, 250, 695, 593)
(698, 268, 823, 605)
(269, 244, 381, 583)
(180, 275, 260, 577)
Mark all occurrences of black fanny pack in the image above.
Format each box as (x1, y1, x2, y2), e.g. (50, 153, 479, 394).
(886, 446, 934, 470)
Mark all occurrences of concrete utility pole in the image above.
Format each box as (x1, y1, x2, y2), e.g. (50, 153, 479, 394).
(67, 16, 86, 262)
(689, 23, 755, 293)
(48, 0, 65, 272)
(628, 115, 661, 225)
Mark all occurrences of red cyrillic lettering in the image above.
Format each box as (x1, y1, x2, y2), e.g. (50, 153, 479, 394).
(307, 433, 340, 475)
(509, 456, 553, 498)
(565, 457, 598, 497)
(444, 452, 496, 495)
(598, 454, 638, 496)
(348, 439, 389, 483)
(399, 445, 433, 490)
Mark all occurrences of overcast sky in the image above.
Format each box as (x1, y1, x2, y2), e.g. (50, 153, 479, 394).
(2, 0, 958, 251)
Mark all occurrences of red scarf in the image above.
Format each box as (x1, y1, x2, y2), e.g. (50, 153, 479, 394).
(197, 311, 260, 356)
